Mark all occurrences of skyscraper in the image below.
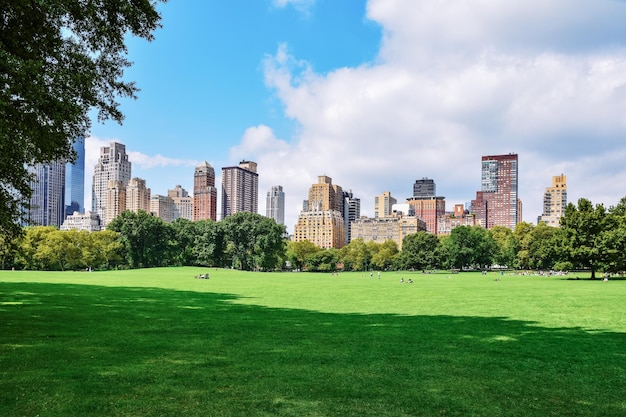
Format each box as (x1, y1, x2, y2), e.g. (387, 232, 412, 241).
(221, 160, 258, 219)
(126, 177, 151, 213)
(193, 162, 217, 221)
(540, 174, 567, 227)
(26, 161, 66, 227)
(413, 178, 436, 198)
(294, 175, 346, 249)
(65, 138, 85, 218)
(92, 142, 131, 226)
(343, 190, 360, 245)
(169, 185, 193, 221)
(471, 153, 519, 229)
(266, 185, 285, 225)
(104, 180, 126, 226)
(374, 191, 397, 218)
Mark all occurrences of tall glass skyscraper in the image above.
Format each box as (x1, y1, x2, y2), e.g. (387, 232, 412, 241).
(27, 161, 66, 227)
(65, 138, 85, 217)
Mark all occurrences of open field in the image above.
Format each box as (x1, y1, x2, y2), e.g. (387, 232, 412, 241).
(1, 268, 624, 416)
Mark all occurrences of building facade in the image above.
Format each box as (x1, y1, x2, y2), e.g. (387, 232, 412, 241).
(351, 214, 427, 250)
(60, 211, 101, 232)
(92, 142, 131, 226)
(193, 162, 217, 221)
(150, 194, 175, 223)
(413, 178, 436, 198)
(221, 160, 258, 219)
(104, 180, 126, 226)
(65, 138, 85, 218)
(470, 153, 519, 229)
(406, 196, 446, 234)
(293, 210, 346, 249)
(294, 175, 347, 249)
(437, 204, 477, 235)
(126, 177, 151, 214)
(266, 185, 285, 225)
(26, 161, 66, 227)
(343, 190, 361, 245)
(540, 174, 567, 227)
(169, 185, 193, 221)
(374, 191, 397, 218)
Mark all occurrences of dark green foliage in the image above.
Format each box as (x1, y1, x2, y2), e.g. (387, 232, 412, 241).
(446, 225, 497, 269)
(395, 231, 440, 270)
(222, 212, 286, 271)
(192, 219, 226, 267)
(107, 210, 172, 268)
(0, 0, 164, 240)
(305, 248, 339, 272)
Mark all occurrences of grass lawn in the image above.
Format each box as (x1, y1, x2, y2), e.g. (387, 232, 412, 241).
(0, 268, 624, 416)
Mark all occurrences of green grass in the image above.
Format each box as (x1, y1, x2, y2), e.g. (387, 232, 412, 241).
(1, 268, 624, 416)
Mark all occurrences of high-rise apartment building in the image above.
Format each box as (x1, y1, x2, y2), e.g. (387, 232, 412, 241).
(26, 161, 66, 227)
(307, 175, 343, 212)
(104, 180, 126, 226)
(343, 190, 360, 245)
(169, 185, 193, 221)
(126, 177, 151, 213)
(540, 174, 567, 227)
(65, 138, 85, 218)
(406, 196, 446, 234)
(413, 178, 436, 198)
(374, 191, 397, 218)
(193, 162, 217, 221)
(150, 194, 174, 223)
(61, 211, 101, 232)
(221, 160, 258, 219)
(92, 142, 131, 226)
(266, 185, 285, 225)
(470, 153, 519, 229)
(351, 214, 427, 250)
(294, 175, 347, 249)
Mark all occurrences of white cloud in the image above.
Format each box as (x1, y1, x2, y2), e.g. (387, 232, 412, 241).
(272, 0, 316, 13)
(244, 0, 626, 233)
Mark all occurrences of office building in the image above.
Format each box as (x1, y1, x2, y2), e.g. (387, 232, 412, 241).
(540, 174, 567, 227)
(221, 160, 258, 219)
(65, 138, 85, 218)
(26, 161, 66, 227)
(470, 153, 520, 229)
(126, 177, 151, 213)
(266, 185, 285, 225)
(374, 191, 397, 218)
(413, 178, 436, 198)
(92, 142, 131, 226)
(169, 185, 193, 221)
(193, 162, 217, 221)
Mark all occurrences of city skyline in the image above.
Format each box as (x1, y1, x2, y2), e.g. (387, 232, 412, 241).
(81, 1, 626, 234)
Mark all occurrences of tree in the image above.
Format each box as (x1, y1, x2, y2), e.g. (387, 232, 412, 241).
(559, 198, 607, 279)
(527, 222, 560, 270)
(222, 212, 286, 271)
(446, 226, 497, 270)
(395, 232, 440, 271)
(514, 222, 535, 270)
(489, 226, 518, 268)
(286, 240, 320, 271)
(305, 249, 339, 272)
(600, 197, 626, 274)
(0, 0, 164, 240)
(107, 210, 173, 268)
(371, 240, 399, 270)
(339, 238, 373, 271)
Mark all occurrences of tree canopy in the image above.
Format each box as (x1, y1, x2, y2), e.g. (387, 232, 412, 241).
(0, 0, 164, 239)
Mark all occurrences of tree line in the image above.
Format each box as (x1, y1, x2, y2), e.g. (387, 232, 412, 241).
(2, 197, 626, 278)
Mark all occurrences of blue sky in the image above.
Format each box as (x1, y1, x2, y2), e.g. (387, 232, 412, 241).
(86, 0, 626, 232)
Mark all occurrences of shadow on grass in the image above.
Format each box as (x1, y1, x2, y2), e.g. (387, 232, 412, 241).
(0, 283, 624, 417)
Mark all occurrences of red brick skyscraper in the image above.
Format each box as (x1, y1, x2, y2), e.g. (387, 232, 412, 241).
(193, 161, 217, 221)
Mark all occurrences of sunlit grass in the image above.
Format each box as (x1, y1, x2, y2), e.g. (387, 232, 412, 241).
(1, 268, 624, 416)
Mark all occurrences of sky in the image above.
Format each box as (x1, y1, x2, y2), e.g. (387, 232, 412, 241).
(85, 0, 626, 233)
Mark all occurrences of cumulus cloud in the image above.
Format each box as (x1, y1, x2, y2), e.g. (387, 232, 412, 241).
(244, 0, 626, 232)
